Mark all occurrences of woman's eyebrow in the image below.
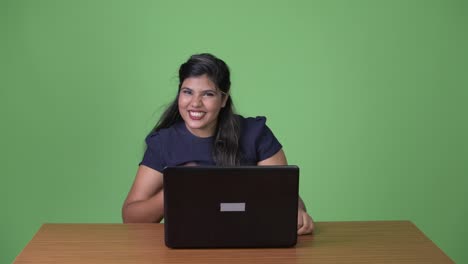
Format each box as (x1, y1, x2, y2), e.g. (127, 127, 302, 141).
(202, 89, 217, 92)
(181, 87, 217, 92)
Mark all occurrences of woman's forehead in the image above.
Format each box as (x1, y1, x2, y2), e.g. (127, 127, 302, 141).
(181, 75, 217, 90)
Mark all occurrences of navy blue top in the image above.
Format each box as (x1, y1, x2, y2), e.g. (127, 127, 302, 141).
(140, 116, 283, 172)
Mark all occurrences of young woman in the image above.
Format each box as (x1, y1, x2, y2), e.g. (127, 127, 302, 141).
(122, 53, 314, 235)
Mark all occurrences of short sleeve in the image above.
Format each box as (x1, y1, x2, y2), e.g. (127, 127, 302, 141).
(255, 117, 283, 161)
(240, 116, 282, 162)
(139, 132, 165, 172)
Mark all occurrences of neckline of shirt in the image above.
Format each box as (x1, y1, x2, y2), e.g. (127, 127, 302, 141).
(175, 121, 215, 141)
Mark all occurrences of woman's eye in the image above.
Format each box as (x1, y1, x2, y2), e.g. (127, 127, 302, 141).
(182, 90, 192, 95)
(204, 92, 215, 97)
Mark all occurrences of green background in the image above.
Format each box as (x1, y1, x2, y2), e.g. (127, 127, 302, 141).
(1, 0, 467, 263)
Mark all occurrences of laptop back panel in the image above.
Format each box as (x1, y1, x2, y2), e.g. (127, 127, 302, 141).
(163, 166, 299, 248)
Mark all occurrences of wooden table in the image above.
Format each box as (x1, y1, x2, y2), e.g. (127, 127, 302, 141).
(14, 221, 453, 263)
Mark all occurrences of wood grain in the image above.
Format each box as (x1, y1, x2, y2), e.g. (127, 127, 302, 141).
(14, 221, 454, 264)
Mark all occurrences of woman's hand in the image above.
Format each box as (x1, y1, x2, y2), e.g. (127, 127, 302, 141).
(297, 209, 314, 235)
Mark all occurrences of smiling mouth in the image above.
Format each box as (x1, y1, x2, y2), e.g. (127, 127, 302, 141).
(189, 111, 206, 120)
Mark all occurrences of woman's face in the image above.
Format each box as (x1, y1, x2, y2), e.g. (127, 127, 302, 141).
(178, 74, 228, 138)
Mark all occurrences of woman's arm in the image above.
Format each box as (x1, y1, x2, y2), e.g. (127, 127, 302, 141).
(258, 149, 314, 235)
(122, 165, 165, 223)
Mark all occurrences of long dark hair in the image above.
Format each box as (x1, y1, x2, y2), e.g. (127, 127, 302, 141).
(151, 53, 241, 166)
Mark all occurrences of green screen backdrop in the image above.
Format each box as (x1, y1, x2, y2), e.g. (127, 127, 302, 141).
(1, 0, 467, 263)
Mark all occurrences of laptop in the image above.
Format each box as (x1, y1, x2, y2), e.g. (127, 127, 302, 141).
(163, 165, 299, 248)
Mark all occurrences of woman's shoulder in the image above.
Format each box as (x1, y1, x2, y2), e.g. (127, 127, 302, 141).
(237, 114, 267, 123)
(237, 115, 272, 138)
(145, 122, 184, 142)
(238, 115, 268, 129)
(237, 114, 282, 161)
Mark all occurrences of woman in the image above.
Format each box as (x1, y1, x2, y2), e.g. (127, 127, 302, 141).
(122, 53, 314, 235)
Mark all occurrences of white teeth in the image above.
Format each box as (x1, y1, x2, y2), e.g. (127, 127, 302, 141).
(189, 111, 205, 118)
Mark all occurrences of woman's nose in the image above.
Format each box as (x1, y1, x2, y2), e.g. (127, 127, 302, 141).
(191, 95, 203, 107)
